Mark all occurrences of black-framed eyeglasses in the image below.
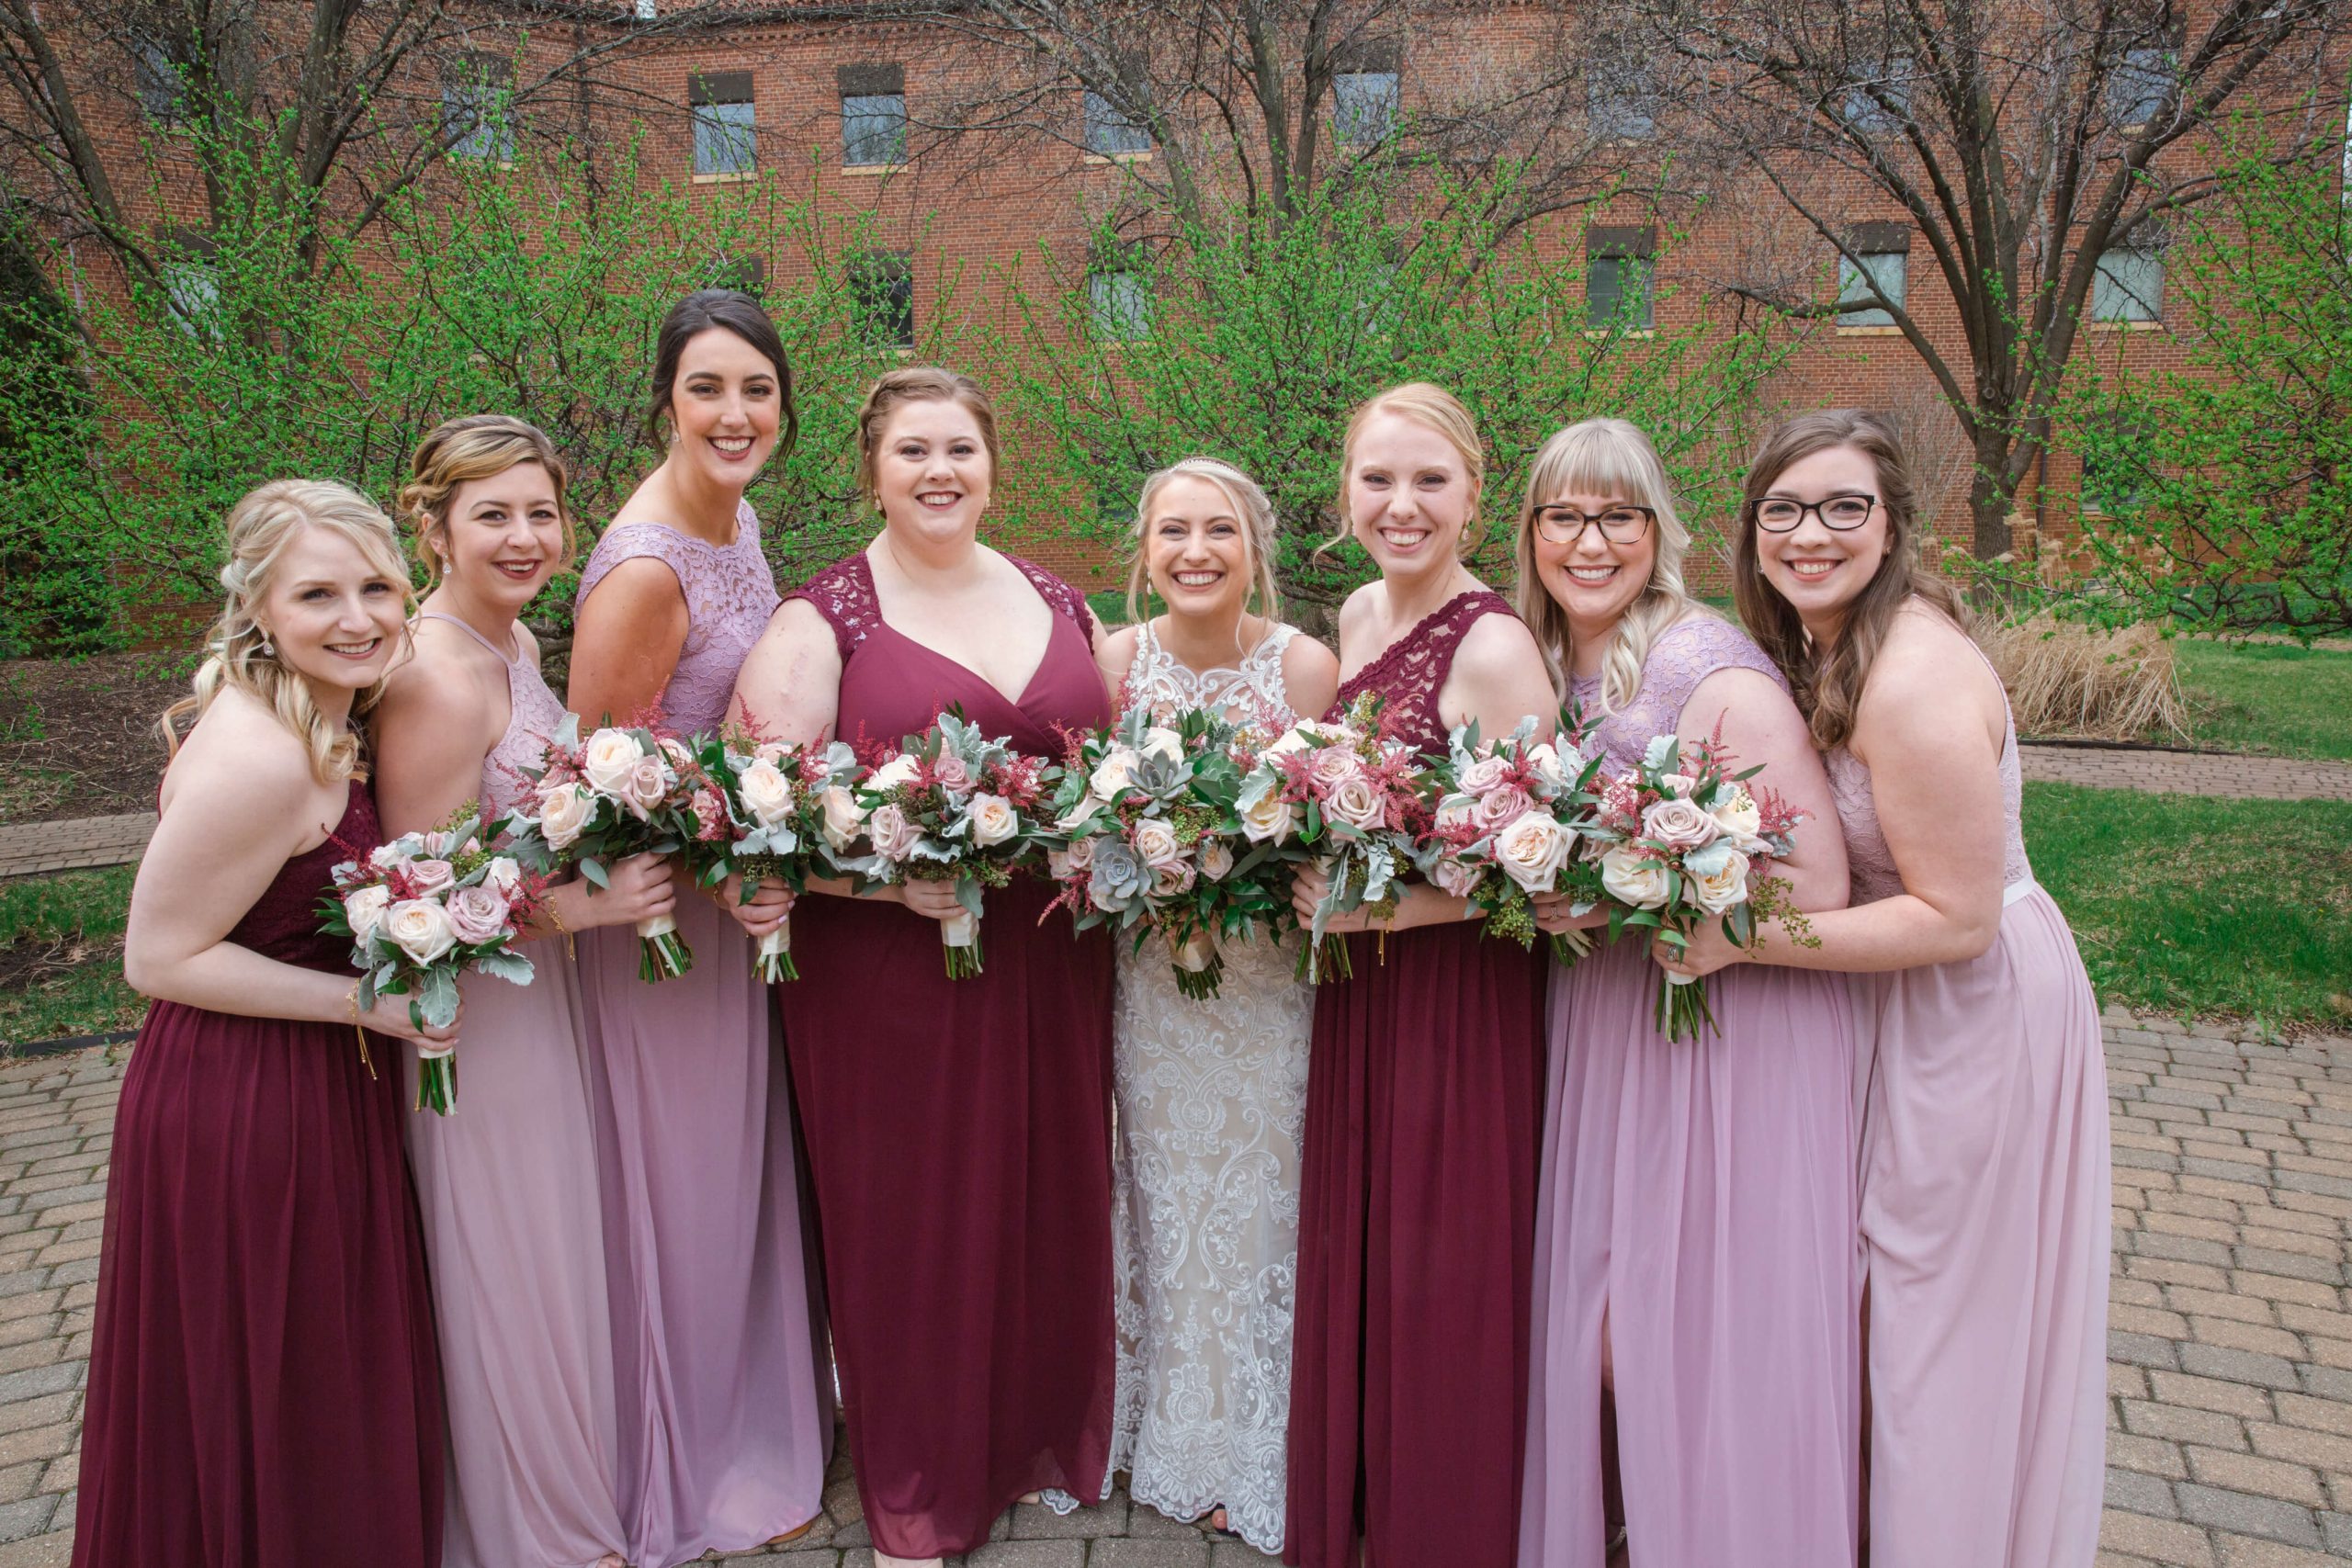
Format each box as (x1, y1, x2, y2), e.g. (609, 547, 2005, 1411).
(1533, 503, 1655, 545)
(1750, 493, 1879, 532)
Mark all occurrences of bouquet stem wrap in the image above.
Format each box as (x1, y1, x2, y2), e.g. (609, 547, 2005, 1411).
(413, 1036, 458, 1115)
(939, 904, 983, 978)
(636, 910, 694, 984)
(1169, 926, 1224, 1002)
(755, 920, 797, 984)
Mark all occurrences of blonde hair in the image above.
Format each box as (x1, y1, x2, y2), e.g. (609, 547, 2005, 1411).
(1124, 456, 1283, 625)
(398, 414, 578, 587)
(161, 479, 413, 784)
(854, 366, 1001, 507)
(1329, 381, 1487, 550)
(1511, 417, 1709, 712)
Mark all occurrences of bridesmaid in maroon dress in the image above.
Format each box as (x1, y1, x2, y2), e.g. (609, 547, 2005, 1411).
(1284, 384, 1560, 1568)
(74, 480, 448, 1568)
(730, 367, 1116, 1567)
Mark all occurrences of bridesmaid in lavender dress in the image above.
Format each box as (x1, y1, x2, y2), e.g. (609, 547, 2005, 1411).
(566, 293, 828, 1565)
(1517, 419, 1860, 1568)
(732, 367, 1117, 1568)
(374, 418, 682, 1568)
(1283, 385, 1558, 1568)
(1668, 410, 2108, 1568)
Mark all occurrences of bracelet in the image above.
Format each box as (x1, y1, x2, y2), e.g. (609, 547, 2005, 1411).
(544, 895, 576, 960)
(345, 980, 377, 1081)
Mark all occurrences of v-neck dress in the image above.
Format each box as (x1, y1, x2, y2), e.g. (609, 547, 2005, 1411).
(777, 548, 1118, 1560)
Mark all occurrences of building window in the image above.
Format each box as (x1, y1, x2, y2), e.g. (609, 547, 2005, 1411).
(1084, 89, 1151, 157)
(134, 35, 187, 125)
(691, 72, 756, 177)
(1588, 60, 1656, 141)
(1089, 266, 1151, 340)
(1586, 226, 1655, 331)
(156, 231, 220, 340)
(850, 251, 914, 348)
(2107, 47, 2173, 130)
(1331, 46, 1400, 147)
(1839, 57, 1913, 134)
(708, 254, 766, 296)
(2091, 243, 2164, 323)
(1836, 222, 1910, 328)
(443, 55, 514, 163)
(2079, 415, 2152, 515)
(840, 64, 907, 168)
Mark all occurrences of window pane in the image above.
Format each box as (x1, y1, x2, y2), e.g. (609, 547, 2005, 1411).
(1587, 255, 1652, 330)
(1084, 90, 1151, 156)
(2092, 248, 2163, 321)
(2107, 48, 2172, 129)
(842, 93, 907, 165)
(1090, 271, 1151, 339)
(136, 39, 185, 124)
(695, 99, 756, 175)
(1837, 251, 1905, 327)
(1840, 59, 1913, 133)
(444, 83, 513, 161)
(1589, 66, 1655, 141)
(161, 260, 219, 338)
(852, 254, 914, 347)
(1332, 71, 1398, 146)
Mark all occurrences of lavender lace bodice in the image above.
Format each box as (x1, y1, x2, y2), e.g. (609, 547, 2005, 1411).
(1825, 647, 2033, 904)
(1328, 590, 1517, 753)
(1570, 615, 1789, 775)
(573, 502, 781, 735)
(416, 613, 567, 818)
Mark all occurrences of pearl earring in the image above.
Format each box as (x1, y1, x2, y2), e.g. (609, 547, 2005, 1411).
(257, 634, 275, 659)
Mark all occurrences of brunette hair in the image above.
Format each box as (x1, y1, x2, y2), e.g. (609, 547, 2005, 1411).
(1329, 381, 1486, 549)
(1510, 418, 1710, 709)
(398, 414, 577, 586)
(1732, 408, 1970, 750)
(645, 289, 799, 457)
(1125, 456, 1283, 624)
(853, 366, 1002, 506)
(161, 479, 413, 784)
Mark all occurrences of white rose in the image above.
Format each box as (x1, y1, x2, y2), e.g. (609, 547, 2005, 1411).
(871, 753, 922, 792)
(1435, 795, 1477, 831)
(1709, 784, 1762, 843)
(1138, 727, 1184, 762)
(343, 884, 391, 938)
(1524, 742, 1569, 791)
(368, 842, 405, 873)
(819, 784, 866, 852)
(1494, 812, 1573, 894)
(1323, 776, 1386, 831)
(1130, 817, 1185, 870)
(482, 856, 523, 895)
(1239, 790, 1297, 844)
(1090, 746, 1142, 800)
(739, 760, 795, 829)
(1265, 728, 1316, 759)
(1197, 839, 1235, 880)
(538, 783, 591, 851)
(1688, 846, 1752, 915)
(382, 897, 457, 966)
(1600, 844, 1670, 909)
(967, 792, 1019, 848)
(581, 728, 644, 793)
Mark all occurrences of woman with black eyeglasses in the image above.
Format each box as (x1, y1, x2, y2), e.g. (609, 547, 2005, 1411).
(1657, 411, 2108, 1568)
(1511, 418, 1860, 1568)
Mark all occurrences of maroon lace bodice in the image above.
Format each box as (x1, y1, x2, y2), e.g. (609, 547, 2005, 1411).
(233, 779, 379, 971)
(791, 549, 1095, 661)
(1326, 590, 1518, 754)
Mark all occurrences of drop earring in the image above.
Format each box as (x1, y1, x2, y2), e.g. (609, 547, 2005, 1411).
(257, 632, 275, 659)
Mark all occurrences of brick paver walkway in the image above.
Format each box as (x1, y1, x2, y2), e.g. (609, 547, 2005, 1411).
(0, 817, 155, 881)
(2022, 746, 2352, 802)
(0, 1014, 2346, 1565)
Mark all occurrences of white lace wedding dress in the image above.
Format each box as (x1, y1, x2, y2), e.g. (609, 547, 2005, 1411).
(1101, 617, 1315, 1553)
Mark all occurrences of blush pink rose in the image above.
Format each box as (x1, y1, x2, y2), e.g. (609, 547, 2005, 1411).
(407, 859, 455, 894)
(931, 754, 974, 793)
(622, 756, 672, 818)
(1471, 785, 1534, 833)
(444, 886, 512, 946)
(1307, 747, 1363, 793)
(1641, 796, 1719, 850)
(1430, 854, 1481, 897)
(1458, 755, 1513, 796)
(867, 803, 922, 862)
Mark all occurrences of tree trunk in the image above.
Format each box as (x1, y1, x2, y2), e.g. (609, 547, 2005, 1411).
(1968, 444, 2014, 560)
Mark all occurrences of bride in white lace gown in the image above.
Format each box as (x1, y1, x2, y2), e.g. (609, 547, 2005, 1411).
(1093, 458, 1339, 1552)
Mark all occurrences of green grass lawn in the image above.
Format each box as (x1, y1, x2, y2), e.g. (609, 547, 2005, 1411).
(0, 865, 143, 1049)
(2022, 782, 2352, 1033)
(2176, 640, 2352, 761)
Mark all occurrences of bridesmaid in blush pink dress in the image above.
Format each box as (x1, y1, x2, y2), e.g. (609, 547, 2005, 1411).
(566, 293, 828, 1566)
(731, 367, 1116, 1568)
(1516, 419, 1859, 1568)
(375, 418, 683, 1568)
(1283, 385, 1559, 1568)
(1671, 410, 2108, 1568)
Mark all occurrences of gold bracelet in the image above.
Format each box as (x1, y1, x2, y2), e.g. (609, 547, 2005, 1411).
(544, 895, 576, 960)
(346, 980, 378, 1081)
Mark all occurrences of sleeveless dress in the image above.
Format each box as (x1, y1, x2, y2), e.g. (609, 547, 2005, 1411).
(1285, 590, 1547, 1568)
(73, 782, 444, 1568)
(1828, 640, 2109, 1568)
(1519, 615, 1860, 1568)
(402, 612, 627, 1568)
(777, 549, 1117, 1560)
(571, 506, 830, 1566)
(1106, 618, 1314, 1552)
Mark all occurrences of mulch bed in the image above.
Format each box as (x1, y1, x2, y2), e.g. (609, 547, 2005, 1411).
(0, 651, 190, 825)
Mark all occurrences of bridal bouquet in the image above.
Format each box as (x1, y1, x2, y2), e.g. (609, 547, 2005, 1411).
(320, 804, 541, 1113)
(1042, 704, 1280, 1000)
(820, 709, 1050, 978)
(688, 731, 866, 982)
(1580, 728, 1812, 1042)
(1233, 691, 1431, 983)
(1416, 715, 1601, 964)
(504, 716, 721, 982)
